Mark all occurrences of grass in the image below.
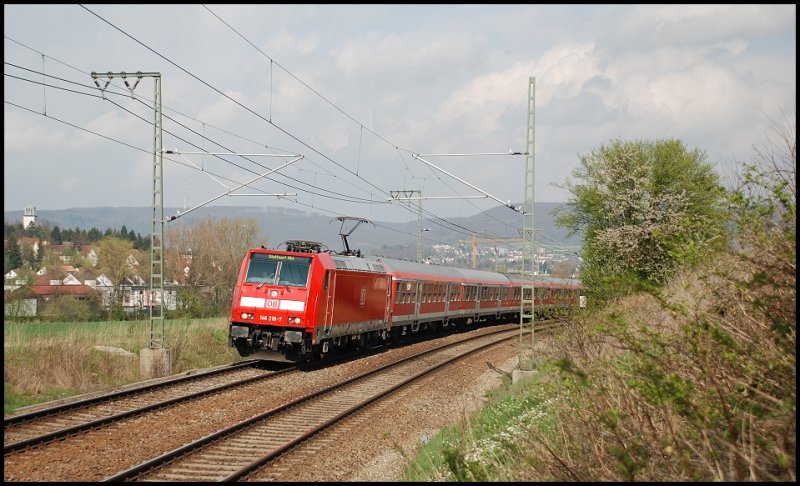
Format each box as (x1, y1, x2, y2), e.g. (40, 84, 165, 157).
(5, 237, 794, 481)
(3, 317, 242, 416)
(403, 375, 559, 482)
(401, 250, 796, 482)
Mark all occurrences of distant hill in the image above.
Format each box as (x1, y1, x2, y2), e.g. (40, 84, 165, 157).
(4, 203, 581, 256)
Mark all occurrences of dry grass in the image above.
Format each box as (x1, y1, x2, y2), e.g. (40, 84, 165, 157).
(508, 248, 796, 482)
(4, 318, 241, 413)
(413, 245, 795, 482)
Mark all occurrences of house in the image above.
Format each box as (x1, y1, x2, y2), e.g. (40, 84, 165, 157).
(46, 243, 78, 263)
(7, 283, 100, 318)
(4, 269, 29, 292)
(120, 274, 148, 313)
(34, 266, 78, 283)
(79, 268, 115, 309)
(126, 252, 140, 267)
(81, 246, 99, 267)
(17, 237, 44, 255)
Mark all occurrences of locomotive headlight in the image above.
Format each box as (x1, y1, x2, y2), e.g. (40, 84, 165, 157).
(290, 317, 302, 324)
(240, 312, 254, 320)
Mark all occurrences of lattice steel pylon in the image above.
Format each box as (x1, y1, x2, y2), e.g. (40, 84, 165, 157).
(519, 77, 536, 371)
(92, 71, 164, 349)
(149, 74, 165, 349)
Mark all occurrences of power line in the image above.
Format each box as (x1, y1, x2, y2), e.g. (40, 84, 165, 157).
(198, 6, 528, 236)
(72, 7, 530, 241)
(5, 66, 387, 206)
(6, 14, 562, 247)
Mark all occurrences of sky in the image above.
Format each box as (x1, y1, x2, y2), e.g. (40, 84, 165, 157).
(4, 4, 797, 228)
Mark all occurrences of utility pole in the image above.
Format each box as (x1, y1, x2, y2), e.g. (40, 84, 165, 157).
(92, 71, 169, 379)
(516, 76, 537, 381)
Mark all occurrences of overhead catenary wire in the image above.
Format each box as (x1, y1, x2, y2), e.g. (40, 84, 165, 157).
(24, 8, 525, 235)
(5, 10, 571, 250)
(4, 68, 497, 245)
(5, 62, 532, 248)
(199, 5, 529, 233)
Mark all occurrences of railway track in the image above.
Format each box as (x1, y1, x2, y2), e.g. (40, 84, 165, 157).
(5, 321, 561, 481)
(4, 322, 506, 455)
(103, 326, 520, 482)
(3, 359, 287, 453)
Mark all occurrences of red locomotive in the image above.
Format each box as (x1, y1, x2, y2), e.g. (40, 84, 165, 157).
(228, 239, 584, 362)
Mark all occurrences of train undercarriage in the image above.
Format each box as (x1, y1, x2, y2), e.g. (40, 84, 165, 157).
(229, 311, 523, 363)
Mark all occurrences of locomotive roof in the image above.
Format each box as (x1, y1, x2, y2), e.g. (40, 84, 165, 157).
(329, 254, 386, 273)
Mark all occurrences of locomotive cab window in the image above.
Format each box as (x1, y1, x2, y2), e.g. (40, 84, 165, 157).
(245, 255, 279, 284)
(245, 253, 312, 287)
(279, 258, 312, 287)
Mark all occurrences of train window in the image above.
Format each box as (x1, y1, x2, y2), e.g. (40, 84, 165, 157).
(402, 281, 417, 304)
(277, 257, 312, 287)
(245, 256, 279, 284)
(395, 282, 402, 304)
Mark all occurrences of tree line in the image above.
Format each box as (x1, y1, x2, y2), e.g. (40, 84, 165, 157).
(4, 215, 263, 321)
(4, 221, 151, 271)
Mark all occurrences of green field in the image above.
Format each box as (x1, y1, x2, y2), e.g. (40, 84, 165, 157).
(4, 317, 243, 415)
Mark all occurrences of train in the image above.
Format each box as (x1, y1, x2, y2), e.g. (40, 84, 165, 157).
(228, 239, 585, 362)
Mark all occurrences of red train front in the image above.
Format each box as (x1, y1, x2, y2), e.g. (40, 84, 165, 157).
(228, 240, 391, 362)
